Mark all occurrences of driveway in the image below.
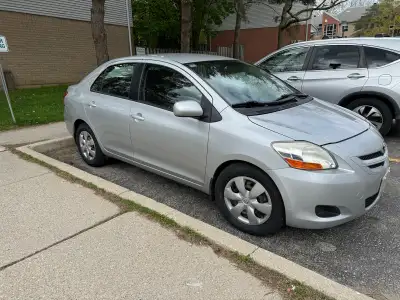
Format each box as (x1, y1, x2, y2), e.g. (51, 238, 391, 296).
(46, 129, 400, 300)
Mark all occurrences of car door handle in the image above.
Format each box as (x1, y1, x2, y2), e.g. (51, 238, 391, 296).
(131, 113, 145, 122)
(88, 101, 96, 108)
(287, 76, 301, 81)
(347, 73, 365, 79)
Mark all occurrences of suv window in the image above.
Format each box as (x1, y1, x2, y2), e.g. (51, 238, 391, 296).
(311, 45, 360, 70)
(91, 63, 136, 98)
(258, 47, 310, 72)
(142, 64, 203, 111)
(364, 46, 400, 68)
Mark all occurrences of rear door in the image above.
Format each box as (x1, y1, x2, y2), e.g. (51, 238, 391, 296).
(302, 44, 368, 104)
(84, 63, 139, 159)
(256, 46, 311, 91)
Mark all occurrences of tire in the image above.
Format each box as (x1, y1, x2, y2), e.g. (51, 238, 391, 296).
(346, 98, 393, 136)
(75, 123, 106, 167)
(214, 163, 285, 236)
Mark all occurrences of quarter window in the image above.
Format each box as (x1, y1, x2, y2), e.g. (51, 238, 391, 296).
(364, 46, 400, 68)
(258, 47, 310, 73)
(142, 64, 203, 111)
(311, 45, 360, 70)
(91, 63, 136, 98)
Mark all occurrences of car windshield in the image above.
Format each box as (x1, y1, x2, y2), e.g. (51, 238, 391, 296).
(184, 60, 296, 106)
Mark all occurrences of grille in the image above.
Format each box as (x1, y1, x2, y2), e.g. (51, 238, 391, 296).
(369, 162, 385, 169)
(359, 148, 385, 161)
(365, 192, 379, 208)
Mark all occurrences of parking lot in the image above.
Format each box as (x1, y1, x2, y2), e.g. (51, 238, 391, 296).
(47, 127, 400, 300)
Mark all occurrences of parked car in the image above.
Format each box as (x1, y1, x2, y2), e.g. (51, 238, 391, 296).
(255, 37, 400, 136)
(64, 54, 389, 235)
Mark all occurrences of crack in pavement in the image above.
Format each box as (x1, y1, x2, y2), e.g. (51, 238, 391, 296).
(0, 212, 125, 272)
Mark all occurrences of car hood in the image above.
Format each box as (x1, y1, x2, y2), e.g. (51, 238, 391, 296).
(248, 99, 370, 145)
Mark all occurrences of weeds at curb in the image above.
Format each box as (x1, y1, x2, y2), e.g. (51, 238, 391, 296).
(11, 147, 335, 300)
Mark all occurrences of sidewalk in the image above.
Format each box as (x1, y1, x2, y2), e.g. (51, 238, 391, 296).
(0, 122, 68, 145)
(0, 146, 280, 299)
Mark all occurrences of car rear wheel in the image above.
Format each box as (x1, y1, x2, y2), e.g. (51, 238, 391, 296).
(346, 98, 393, 136)
(75, 123, 106, 167)
(214, 163, 285, 236)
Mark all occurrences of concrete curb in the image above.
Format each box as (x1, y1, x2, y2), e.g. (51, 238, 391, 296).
(17, 137, 374, 300)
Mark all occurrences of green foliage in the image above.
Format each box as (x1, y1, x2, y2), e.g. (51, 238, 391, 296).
(132, 0, 234, 49)
(354, 0, 400, 36)
(132, 0, 180, 48)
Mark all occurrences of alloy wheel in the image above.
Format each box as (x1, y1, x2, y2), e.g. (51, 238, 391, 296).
(224, 176, 272, 226)
(79, 131, 96, 161)
(353, 105, 383, 130)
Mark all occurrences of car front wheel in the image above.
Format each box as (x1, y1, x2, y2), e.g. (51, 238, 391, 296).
(346, 98, 393, 136)
(214, 163, 285, 236)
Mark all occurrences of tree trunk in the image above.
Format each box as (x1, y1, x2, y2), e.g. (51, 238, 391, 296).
(181, 0, 192, 53)
(277, 0, 292, 49)
(277, 27, 284, 49)
(232, 0, 242, 59)
(192, 29, 201, 51)
(91, 0, 109, 65)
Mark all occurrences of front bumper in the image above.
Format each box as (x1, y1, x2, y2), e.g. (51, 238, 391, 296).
(268, 128, 389, 229)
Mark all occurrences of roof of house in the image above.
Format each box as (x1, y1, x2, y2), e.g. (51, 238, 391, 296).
(324, 11, 341, 22)
(0, 0, 131, 26)
(336, 6, 368, 23)
(216, 2, 309, 31)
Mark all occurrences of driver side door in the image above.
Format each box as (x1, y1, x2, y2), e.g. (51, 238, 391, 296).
(129, 62, 211, 186)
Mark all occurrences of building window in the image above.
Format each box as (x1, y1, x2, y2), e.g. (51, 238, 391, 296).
(342, 24, 348, 32)
(324, 24, 337, 37)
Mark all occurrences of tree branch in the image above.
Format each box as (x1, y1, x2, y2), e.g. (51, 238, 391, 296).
(290, 0, 347, 19)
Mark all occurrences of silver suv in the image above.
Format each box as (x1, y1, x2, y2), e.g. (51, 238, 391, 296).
(255, 38, 400, 136)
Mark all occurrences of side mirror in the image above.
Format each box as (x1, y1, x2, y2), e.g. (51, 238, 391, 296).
(173, 100, 203, 118)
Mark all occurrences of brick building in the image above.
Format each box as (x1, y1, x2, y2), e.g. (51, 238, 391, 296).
(0, 0, 132, 87)
(211, 2, 310, 63)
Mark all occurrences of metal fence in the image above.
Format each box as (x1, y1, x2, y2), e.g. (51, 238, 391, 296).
(135, 46, 244, 60)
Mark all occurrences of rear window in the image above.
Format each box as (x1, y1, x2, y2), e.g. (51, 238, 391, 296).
(364, 46, 400, 68)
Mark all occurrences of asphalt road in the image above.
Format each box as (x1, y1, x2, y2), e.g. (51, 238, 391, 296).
(47, 130, 400, 300)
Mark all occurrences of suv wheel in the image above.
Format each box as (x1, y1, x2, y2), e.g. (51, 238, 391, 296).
(75, 123, 106, 167)
(346, 98, 393, 136)
(214, 163, 285, 236)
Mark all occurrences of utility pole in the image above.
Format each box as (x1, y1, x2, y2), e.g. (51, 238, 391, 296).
(126, 0, 133, 55)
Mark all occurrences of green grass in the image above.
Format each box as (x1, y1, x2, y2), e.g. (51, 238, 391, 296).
(0, 85, 67, 131)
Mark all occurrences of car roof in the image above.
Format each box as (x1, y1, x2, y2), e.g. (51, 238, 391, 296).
(282, 37, 400, 50)
(110, 53, 235, 65)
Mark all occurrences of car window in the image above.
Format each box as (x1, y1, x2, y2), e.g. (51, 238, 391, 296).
(364, 46, 400, 68)
(142, 64, 203, 111)
(91, 63, 136, 98)
(185, 60, 295, 106)
(258, 47, 310, 73)
(311, 45, 360, 70)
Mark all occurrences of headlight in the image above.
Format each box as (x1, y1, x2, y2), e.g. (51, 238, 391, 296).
(272, 141, 337, 170)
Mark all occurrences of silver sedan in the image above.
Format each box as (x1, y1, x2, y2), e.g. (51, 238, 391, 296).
(64, 54, 389, 235)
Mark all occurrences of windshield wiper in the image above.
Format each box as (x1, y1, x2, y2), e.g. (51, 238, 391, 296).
(274, 93, 309, 103)
(231, 101, 269, 108)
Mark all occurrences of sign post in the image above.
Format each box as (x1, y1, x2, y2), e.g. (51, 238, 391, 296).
(0, 35, 16, 124)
